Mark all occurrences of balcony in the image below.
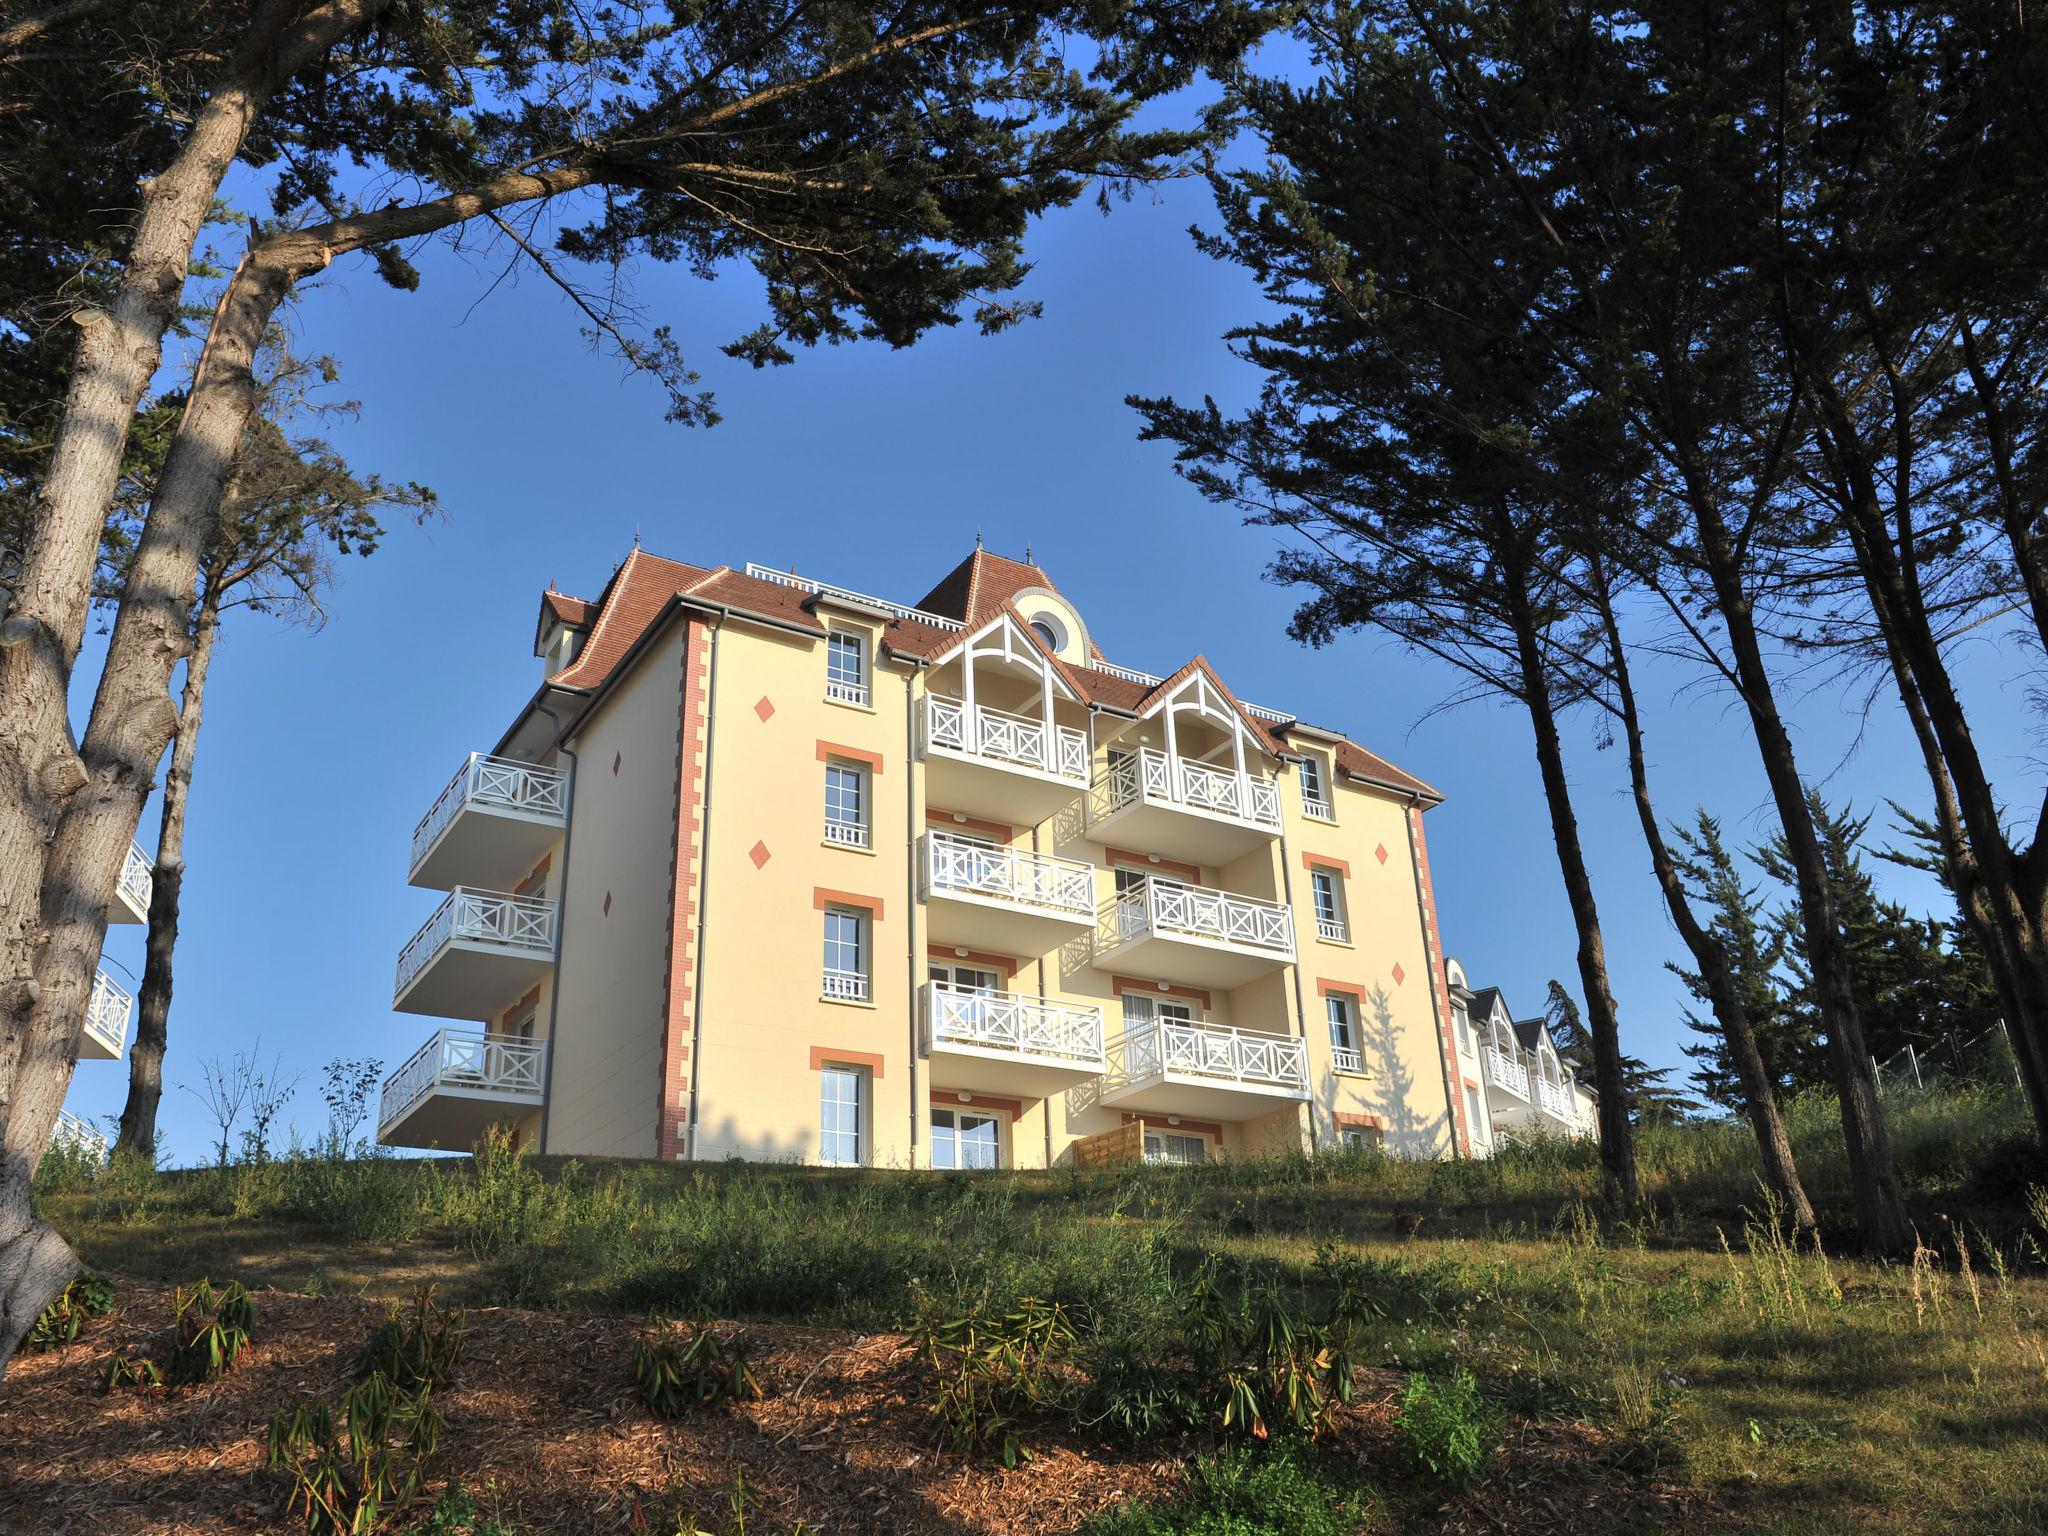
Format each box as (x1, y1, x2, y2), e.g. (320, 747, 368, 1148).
(49, 1109, 107, 1160)
(918, 693, 1087, 823)
(410, 753, 568, 890)
(1100, 1019, 1309, 1120)
(921, 981, 1105, 1097)
(919, 832, 1096, 955)
(1332, 1045, 1363, 1075)
(1095, 876, 1295, 991)
(378, 1028, 547, 1150)
(109, 841, 152, 924)
(1085, 748, 1282, 867)
(393, 887, 557, 1021)
(1532, 1076, 1574, 1123)
(79, 969, 131, 1061)
(1481, 1046, 1530, 1101)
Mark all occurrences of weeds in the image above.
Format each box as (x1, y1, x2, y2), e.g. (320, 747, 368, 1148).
(1396, 1366, 1500, 1491)
(1079, 1443, 1370, 1536)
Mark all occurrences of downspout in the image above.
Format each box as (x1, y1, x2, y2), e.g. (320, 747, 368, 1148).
(904, 657, 921, 1165)
(1273, 812, 1314, 1153)
(1400, 788, 1464, 1158)
(534, 694, 578, 1156)
(683, 614, 725, 1159)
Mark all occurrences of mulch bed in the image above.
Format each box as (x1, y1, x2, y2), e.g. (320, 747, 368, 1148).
(0, 1282, 1723, 1534)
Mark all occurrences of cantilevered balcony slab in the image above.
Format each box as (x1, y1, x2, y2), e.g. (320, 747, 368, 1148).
(921, 981, 1104, 1097)
(919, 833, 1097, 957)
(378, 1028, 546, 1150)
(917, 694, 1087, 824)
(1085, 749, 1281, 868)
(393, 887, 556, 1021)
(409, 753, 567, 891)
(79, 968, 131, 1061)
(1100, 1020, 1308, 1121)
(1094, 877, 1295, 992)
(109, 841, 152, 924)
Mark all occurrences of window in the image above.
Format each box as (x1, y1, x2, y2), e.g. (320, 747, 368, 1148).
(1299, 756, 1333, 820)
(825, 631, 868, 706)
(1326, 995, 1361, 1074)
(1144, 1130, 1207, 1166)
(1121, 992, 1194, 1031)
(819, 1066, 865, 1165)
(1029, 615, 1064, 652)
(1464, 1083, 1484, 1141)
(1453, 1002, 1473, 1055)
(1310, 868, 1348, 943)
(1340, 1125, 1383, 1154)
(928, 962, 1001, 1040)
(931, 1106, 1002, 1170)
(823, 760, 869, 848)
(822, 907, 868, 1001)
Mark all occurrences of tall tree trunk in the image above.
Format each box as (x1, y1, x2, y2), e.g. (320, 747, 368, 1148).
(1686, 494, 1912, 1256)
(1589, 559, 1814, 1228)
(0, 0, 395, 1372)
(115, 605, 218, 1161)
(1500, 557, 1640, 1206)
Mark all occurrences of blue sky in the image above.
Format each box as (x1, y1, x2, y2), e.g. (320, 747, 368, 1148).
(61, 81, 2043, 1163)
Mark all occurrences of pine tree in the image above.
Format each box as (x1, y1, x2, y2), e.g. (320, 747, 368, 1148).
(1545, 983, 1696, 1128)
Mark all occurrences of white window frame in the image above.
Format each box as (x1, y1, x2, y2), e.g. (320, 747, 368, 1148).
(1299, 755, 1333, 820)
(930, 1105, 1004, 1170)
(825, 630, 869, 707)
(822, 906, 869, 1001)
(1453, 1002, 1474, 1055)
(1310, 868, 1348, 943)
(1143, 1129, 1208, 1166)
(1326, 994, 1361, 1074)
(823, 759, 870, 848)
(819, 1065, 866, 1166)
(1340, 1124, 1382, 1154)
(1464, 1083, 1484, 1142)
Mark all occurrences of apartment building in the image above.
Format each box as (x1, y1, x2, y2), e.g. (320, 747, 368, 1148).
(1443, 960, 1600, 1152)
(377, 544, 1481, 1168)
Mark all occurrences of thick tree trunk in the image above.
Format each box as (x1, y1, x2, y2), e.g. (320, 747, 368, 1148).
(1500, 562, 1640, 1206)
(1590, 562, 1814, 1228)
(115, 608, 217, 1161)
(1688, 498, 1912, 1256)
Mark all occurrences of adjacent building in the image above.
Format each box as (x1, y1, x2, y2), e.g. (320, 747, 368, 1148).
(1443, 959, 1600, 1151)
(377, 543, 1488, 1168)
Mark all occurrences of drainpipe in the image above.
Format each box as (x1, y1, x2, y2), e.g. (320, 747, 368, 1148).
(683, 615, 725, 1160)
(904, 658, 921, 1164)
(1273, 816, 1314, 1153)
(1400, 789, 1464, 1159)
(534, 695, 578, 1156)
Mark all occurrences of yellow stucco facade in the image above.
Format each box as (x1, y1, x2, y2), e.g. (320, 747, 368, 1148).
(378, 546, 1492, 1169)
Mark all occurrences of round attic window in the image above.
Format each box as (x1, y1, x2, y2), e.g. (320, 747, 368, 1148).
(1029, 614, 1067, 652)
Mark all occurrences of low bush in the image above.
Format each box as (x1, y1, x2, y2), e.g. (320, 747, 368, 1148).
(1396, 1366, 1501, 1491)
(268, 1372, 445, 1536)
(356, 1283, 465, 1392)
(1079, 1443, 1371, 1536)
(631, 1317, 763, 1419)
(24, 1269, 115, 1351)
(911, 1289, 1077, 1466)
(166, 1279, 255, 1385)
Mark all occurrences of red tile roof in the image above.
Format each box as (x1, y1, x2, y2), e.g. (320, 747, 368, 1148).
(547, 550, 710, 690)
(541, 590, 596, 628)
(914, 549, 1056, 625)
(1333, 739, 1442, 802)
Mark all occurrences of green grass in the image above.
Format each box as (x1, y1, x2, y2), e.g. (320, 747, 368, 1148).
(32, 1086, 2048, 1534)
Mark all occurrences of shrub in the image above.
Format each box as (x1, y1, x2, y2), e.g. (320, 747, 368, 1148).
(631, 1317, 763, 1419)
(455, 1126, 557, 1261)
(268, 1372, 445, 1536)
(1078, 1335, 1200, 1446)
(911, 1288, 1077, 1466)
(99, 1345, 163, 1391)
(24, 1269, 115, 1351)
(356, 1284, 465, 1392)
(166, 1279, 255, 1385)
(1396, 1366, 1501, 1491)
(1080, 1443, 1369, 1536)
(1176, 1259, 1353, 1442)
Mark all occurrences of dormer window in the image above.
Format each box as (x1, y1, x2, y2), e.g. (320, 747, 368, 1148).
(1299, 755, 1333, 820)
(825, 630, 869, 707)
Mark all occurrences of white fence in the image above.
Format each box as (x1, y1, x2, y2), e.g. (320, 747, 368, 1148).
(922, 832, 1095, 918)
(1109, 1019, 1307, 1094)
(380, 1029, 547, 1129)
(411, 753, 567, 870)
(1101, 876, 1294, 956)
(395, 887, 558, 996)
(924, 982, 1103, 1065)
(921, 694, 1087, 780)
(1095, 748, 1281, 828)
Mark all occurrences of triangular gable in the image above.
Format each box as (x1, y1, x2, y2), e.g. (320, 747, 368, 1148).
(1131, 655, 1283, 762)
(920, 607, 1086, 703)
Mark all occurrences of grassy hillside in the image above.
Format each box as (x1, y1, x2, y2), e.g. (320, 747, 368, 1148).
(16, 1084, 2048, 1535)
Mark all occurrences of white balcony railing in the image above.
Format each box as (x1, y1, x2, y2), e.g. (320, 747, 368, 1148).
(922, 832, 1095, 918)
(50, 1109, 107, 1160)
(411, 753, 567, 871)
(85, 968, 132, 1057)
(1332, 1046, 1363, 1075)
(921, 694, 1087, 781)
(1108, 1019, 1308, 1095)
(824, 818, 871, 850)
(823, 967, 870, 1002)
(826, 677, 870, 707)
(923, 982, 1104, 1065)
(1534, 1076, 1574, 1120)
(119, 840, 153, 913)
(1303, 798, 1335, 823)
(1482, 1046, 1531, 1099)
(1316, 917, 1348, 944)
(394, 887, 558, 998)
(379, 1029, 547, 1130)
(1101, 876, 1295, 957)
(1096, 748, 1281, 828)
